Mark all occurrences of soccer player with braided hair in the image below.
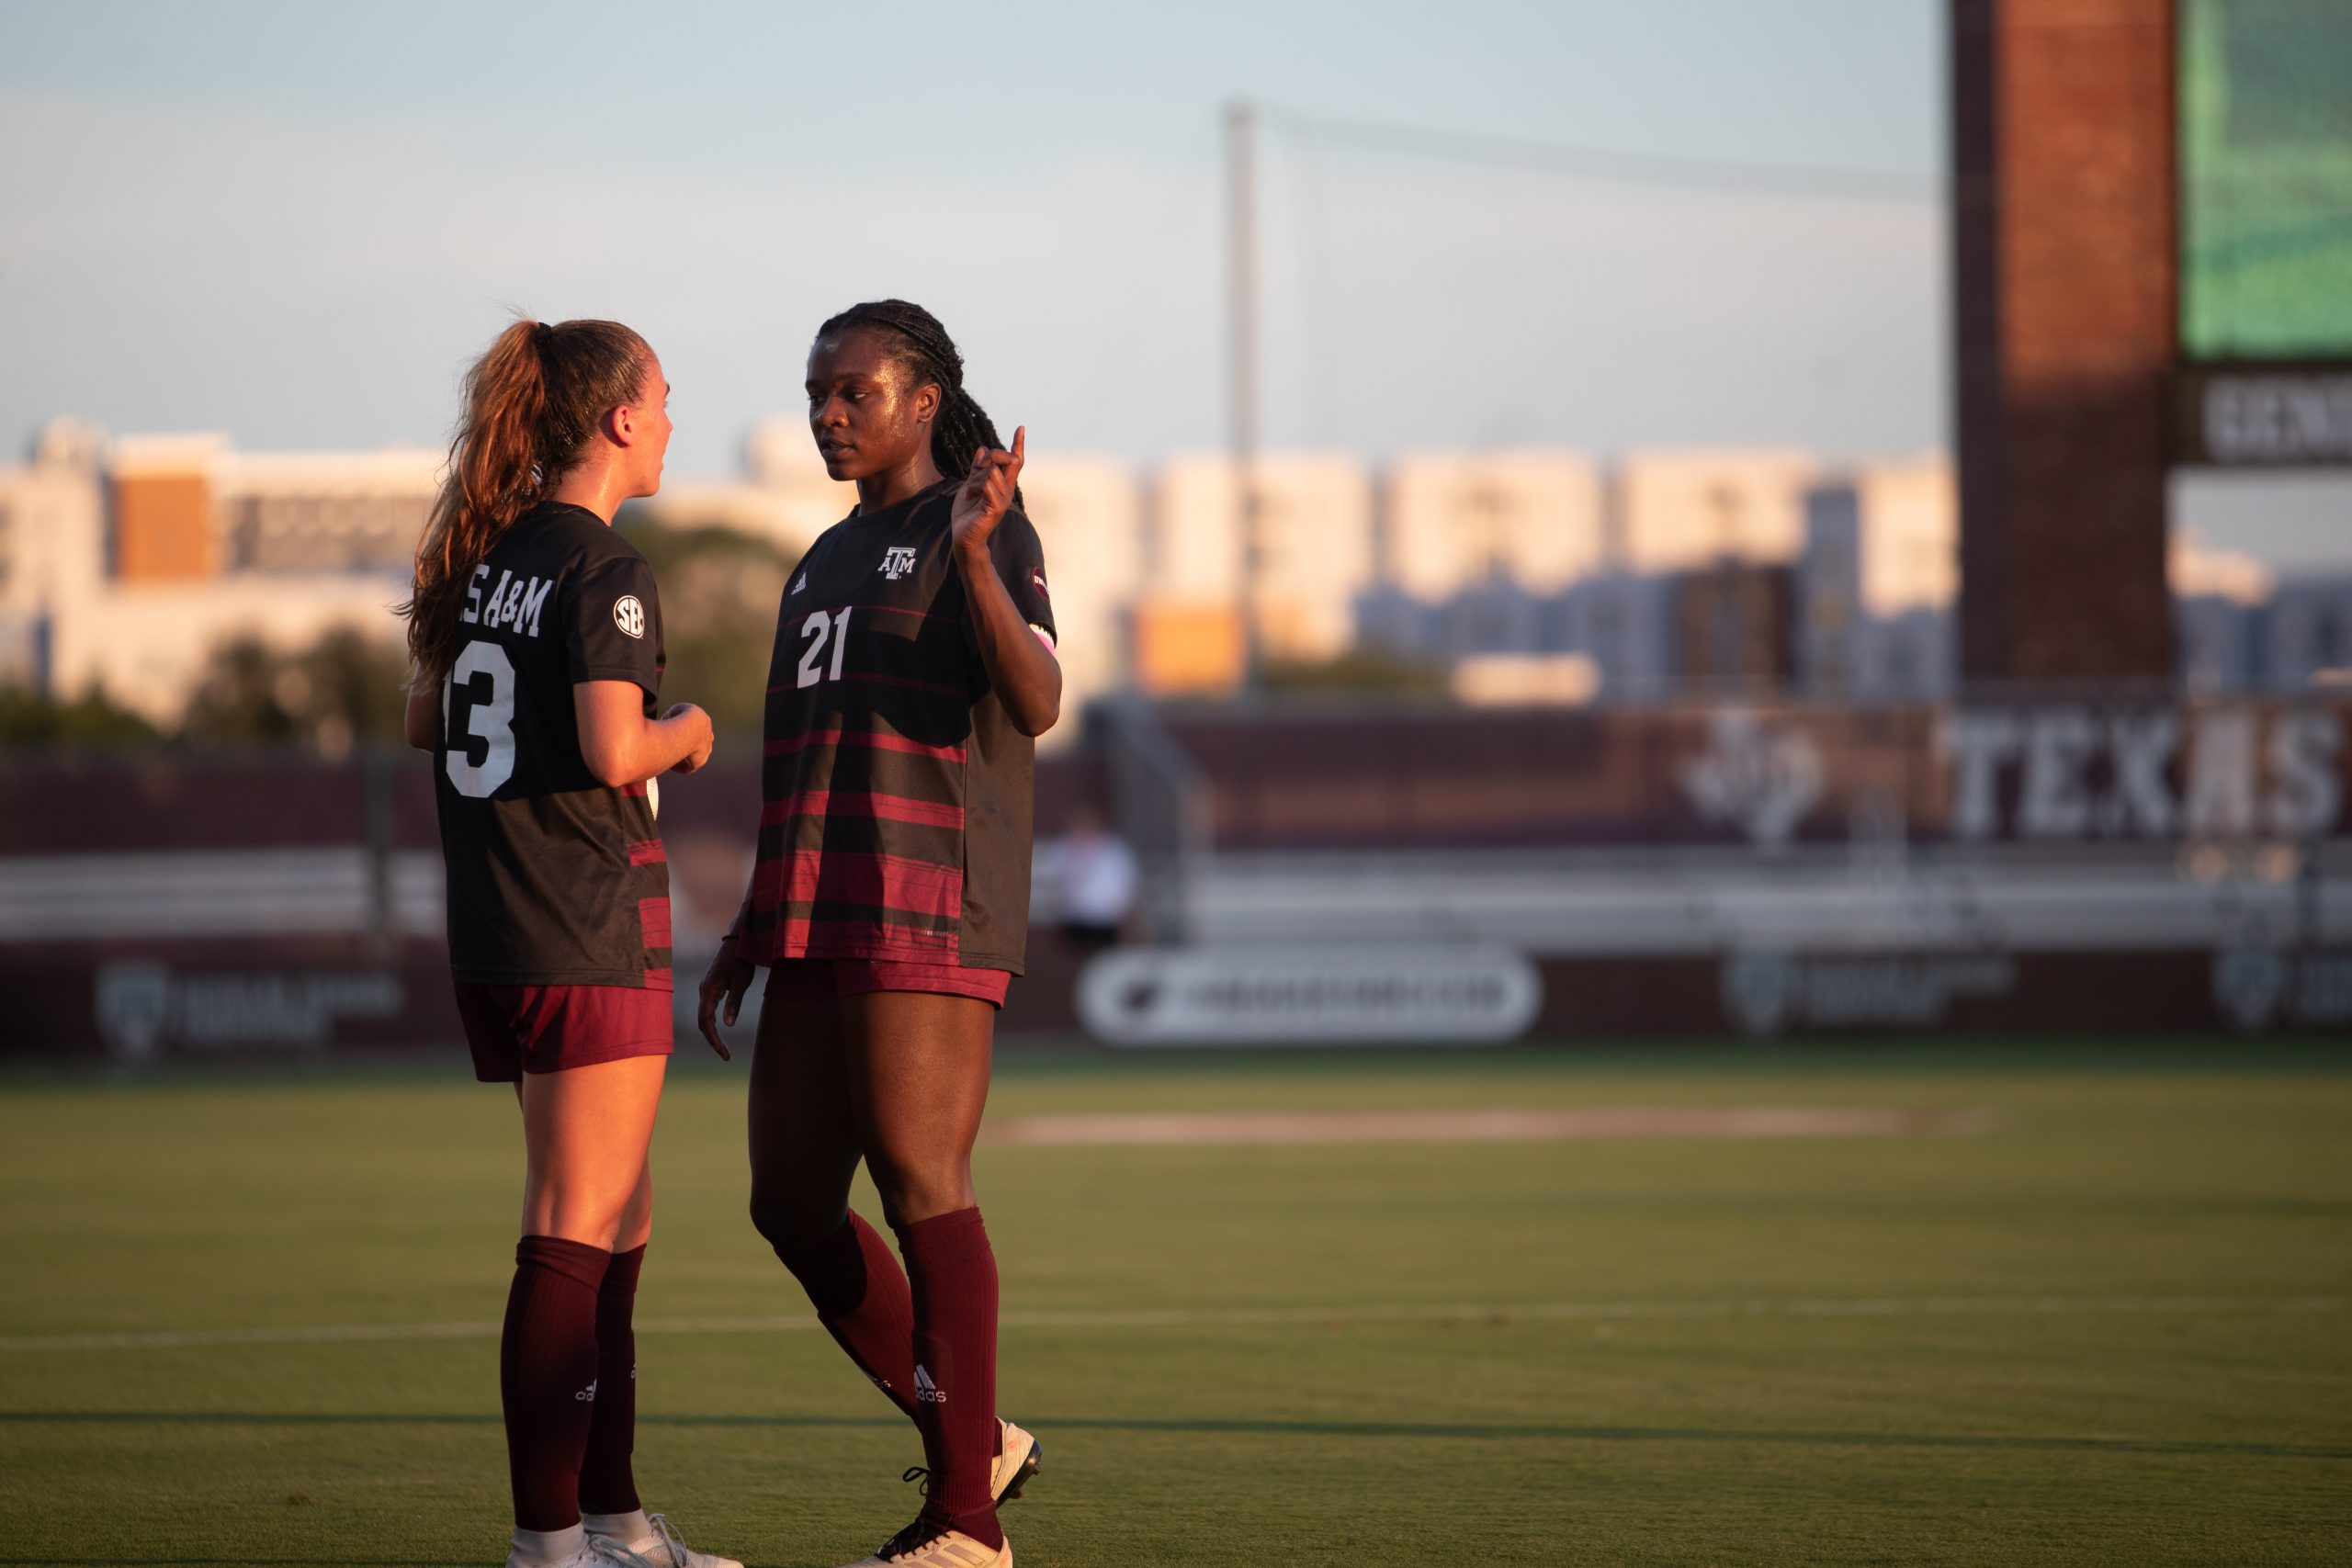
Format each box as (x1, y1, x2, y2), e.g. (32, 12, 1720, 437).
(401, 317, 740, 1568)
(696, 300, 1060, 1568)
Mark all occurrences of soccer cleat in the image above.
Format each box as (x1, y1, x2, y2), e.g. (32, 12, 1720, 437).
(991, 1419, 1042, 1506)
(897, 1418, 1044, 1517)
(506, 1549, 600, 1568)
(587, 1514, 743, 1568)
(850, 1419, 1035, 1567)
(834, 1519, 1009, 1568)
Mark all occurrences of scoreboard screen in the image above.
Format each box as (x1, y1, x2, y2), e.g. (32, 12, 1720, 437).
(2175, 0, 2352, 465)
(2178, 0, 2352, 359)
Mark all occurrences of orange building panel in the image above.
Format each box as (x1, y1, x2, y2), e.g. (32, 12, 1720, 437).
(112, 472, 217, 580)
(1131, 602, 1244, 695)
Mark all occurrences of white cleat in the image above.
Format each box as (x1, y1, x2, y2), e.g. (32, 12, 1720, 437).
(587, 1514, 744, 1568)
(835, 1523, 1009, 1568)
(845, 1418, 1036, 1567)
(991, 1419, 1042, 1506)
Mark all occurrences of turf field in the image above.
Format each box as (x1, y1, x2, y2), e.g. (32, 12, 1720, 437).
(5, 1042, 2349, 1567)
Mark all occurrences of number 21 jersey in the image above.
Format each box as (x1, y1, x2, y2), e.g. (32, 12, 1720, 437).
(431, 502, 673, 990)
(746, 479, 1056, 972)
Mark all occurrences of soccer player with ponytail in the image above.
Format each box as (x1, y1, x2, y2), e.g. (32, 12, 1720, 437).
(696, 300, 1059, 1568)
(401, 318, 740, 1568)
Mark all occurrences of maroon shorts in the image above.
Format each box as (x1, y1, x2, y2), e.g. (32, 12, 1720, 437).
(763, 958, 1012, 1009)
(456, 982, 674, 1083)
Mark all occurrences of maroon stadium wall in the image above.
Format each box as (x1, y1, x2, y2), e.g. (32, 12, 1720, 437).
(3, 697, 2346, 1059)
(1148, 698, 2348, 852)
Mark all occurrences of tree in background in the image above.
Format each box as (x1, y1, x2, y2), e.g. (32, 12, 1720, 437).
(617, 513, 791, 734)
(13, 518, 790, 759)
(0, 685, 158, 747)
(1261, 646, 1452, 697)
(180, 626, 412, 758)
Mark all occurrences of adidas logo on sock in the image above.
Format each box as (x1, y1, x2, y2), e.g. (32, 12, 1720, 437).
(914, 1364, 946, 1404)
(575, 1379, 598, 1404)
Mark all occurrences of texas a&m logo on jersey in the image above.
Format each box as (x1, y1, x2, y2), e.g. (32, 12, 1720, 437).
(461, 564, 554, 637)
(880, 546, 919, 581)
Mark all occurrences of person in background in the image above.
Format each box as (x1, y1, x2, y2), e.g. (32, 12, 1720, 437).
(1046, 803, 1137, 953)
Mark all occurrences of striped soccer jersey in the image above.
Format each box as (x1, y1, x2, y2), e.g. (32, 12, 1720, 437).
(745, 479, 1056, 973)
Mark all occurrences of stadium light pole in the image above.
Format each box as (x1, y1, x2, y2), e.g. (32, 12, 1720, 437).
(1225, 96, 1262, 694)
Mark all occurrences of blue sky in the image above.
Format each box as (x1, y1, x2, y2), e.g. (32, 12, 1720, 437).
(1, 0, 1960, 479)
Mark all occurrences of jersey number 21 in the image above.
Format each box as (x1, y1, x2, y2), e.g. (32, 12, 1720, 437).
(797, 608, 852, 688)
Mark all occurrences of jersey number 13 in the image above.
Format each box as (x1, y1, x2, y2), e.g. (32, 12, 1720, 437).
(444, 639, 515, 798)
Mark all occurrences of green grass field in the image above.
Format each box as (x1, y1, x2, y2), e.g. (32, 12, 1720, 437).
(5, 1042, 2350, 1567)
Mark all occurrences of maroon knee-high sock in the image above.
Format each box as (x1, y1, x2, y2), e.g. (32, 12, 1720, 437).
(501, 1235, 610, 1532)
(577, 1243, 645, 1515)
(896, 1208, 1002, 1549)
(776, 1211, 920, 1422)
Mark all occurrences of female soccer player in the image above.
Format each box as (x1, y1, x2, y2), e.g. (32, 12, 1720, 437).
(695, 300, 1059, 1568)
(401, 317, 741, 1568)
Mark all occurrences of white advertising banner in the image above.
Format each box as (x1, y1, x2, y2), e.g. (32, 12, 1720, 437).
(1077, 944, 1543, 1048)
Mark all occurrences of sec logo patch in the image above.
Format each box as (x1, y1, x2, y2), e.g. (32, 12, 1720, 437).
(613, 595, 646, 638)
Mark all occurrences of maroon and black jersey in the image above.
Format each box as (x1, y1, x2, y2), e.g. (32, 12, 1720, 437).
(432, 502, 673, 989)
(745, 479, 1056, 973)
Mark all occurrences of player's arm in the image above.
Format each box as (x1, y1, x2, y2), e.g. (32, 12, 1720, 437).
(402, 679, 436, 752)
(574, 682, 714, 786)
(565, 554, 710, 785)
(951, 427, 1061, 737)
(697, 886, 756, 1058)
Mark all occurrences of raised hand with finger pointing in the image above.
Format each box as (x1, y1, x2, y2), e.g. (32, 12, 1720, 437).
(951, 424, 1025, 561)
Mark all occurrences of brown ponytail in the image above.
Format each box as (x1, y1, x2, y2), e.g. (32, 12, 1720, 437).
(401, 316, 651, 682)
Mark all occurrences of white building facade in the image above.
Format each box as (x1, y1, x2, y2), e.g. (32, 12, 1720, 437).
(1382, 450, 1603, 598)
(1148, 453, 1374, 665)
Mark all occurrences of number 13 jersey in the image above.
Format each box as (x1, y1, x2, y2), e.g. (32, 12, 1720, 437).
(431, 502, 673, 990)
(746, 479, 1057, 973)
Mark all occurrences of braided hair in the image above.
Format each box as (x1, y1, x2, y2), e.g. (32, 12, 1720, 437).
(817, 299, 1022, 507)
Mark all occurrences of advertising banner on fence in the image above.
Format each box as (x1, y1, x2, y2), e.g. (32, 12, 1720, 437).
(1077, 945, 1544, 1047)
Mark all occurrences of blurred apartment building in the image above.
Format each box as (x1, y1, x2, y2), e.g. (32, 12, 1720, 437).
(1134, 453, 1375, 692)
(1350, 449, 2334, 705)
(8, 409, 2333, 725)
(639, 416, 860, 549)
(1019, 455, 1145, 714)
(1796, 457, 1959, 701)
(2175, 547, 2352, 694)
(0, 420, 106, 694)
(0, 420, 427, 722)
(1354, 448, 1949, 703)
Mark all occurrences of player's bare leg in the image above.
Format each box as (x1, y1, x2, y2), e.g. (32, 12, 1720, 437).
(518, 1055, 665, 1248)
(844, 991, 991, 1227)
(748, 991, 865, 1250)
(751, 987, 933, 1424)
